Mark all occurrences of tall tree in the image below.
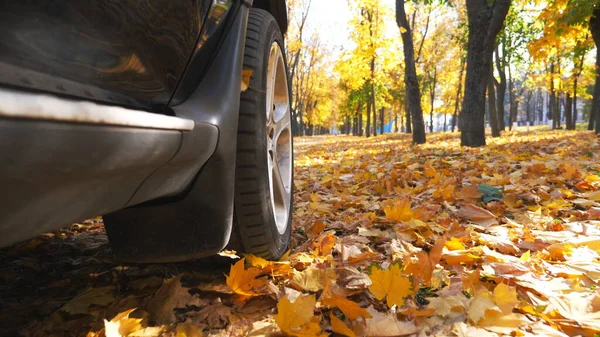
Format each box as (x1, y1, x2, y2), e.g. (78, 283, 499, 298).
(488, 63, 501, 137)
(396, 0, 427, 144)
(591, 8, 600, 134)
(285, 0, 312, 135)
(460, 0, 511, 147)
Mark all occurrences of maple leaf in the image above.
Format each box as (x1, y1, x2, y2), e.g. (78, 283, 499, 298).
(311, 231, 337, 256)
(467, 290, 500, 324)
(368, 262, 413, 308)
(274, 295, 327, 337)
(446, 237, 466, 251)
(104, 308, 164, 337)
(383, 198, 413, 222)
(225, 258, 267, 297)
(404, 235, 446, 285)
(306, 220, 326, 237)
(492, 283, 519, 314)
(246, 254, 292, 277)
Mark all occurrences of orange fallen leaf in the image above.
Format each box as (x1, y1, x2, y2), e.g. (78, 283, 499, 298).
(307, 220, 326, 237)
(312, 231, 337, 256)
(457, 185, 483, 201)
(225, 258, 268, 297)
(321, 292, 371, 319)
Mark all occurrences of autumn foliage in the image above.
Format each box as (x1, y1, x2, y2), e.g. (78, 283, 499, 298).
(38, 129, 592, 336)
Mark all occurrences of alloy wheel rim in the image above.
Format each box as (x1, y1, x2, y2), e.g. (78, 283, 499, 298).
(265, 42, 292, 235)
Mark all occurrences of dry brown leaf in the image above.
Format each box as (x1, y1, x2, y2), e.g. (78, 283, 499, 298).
(147, 276, 194, 325)
(458, 203, 498, 228)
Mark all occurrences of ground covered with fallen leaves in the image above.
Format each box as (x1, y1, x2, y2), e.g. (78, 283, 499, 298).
(2, 129, 600, 337)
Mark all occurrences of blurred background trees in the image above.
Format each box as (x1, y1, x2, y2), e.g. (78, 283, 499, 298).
(284, 0, 600, 145)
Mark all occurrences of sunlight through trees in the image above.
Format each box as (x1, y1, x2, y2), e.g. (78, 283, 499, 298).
(285, 0, 600, 145)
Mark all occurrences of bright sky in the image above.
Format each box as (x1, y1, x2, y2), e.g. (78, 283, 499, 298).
(305, 0, 397, 56)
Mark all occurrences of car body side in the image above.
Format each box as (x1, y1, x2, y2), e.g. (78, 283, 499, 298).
(0, 0, 288, 258)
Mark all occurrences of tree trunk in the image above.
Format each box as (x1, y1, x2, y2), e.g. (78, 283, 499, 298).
(358, 103, 364, 136)
(443, 113, 447, 132)
(371, 81, 377, 136)
(460, 0, 511, 147)
(452, 57, 465, 133)
(550, 62, 558, 129)
(380, 107, 385, 134)
(591, 10, 600, 134)
(565, 93, 573, 130)
(298, 102, 305, 136)
(494, 46, 507, 131)
(405, 99, 412, 133)
(592, 48, 600, 133)
(428, 68, 437, 134)
(508, 66, 516, 131)
(396, 0, 426, 144)
(366, 97, 371, 137)
(525, 90, 533, 127)
(488, 63, 500, 137)
(571, 48, 586, 130)
(571, 78, 578, 130)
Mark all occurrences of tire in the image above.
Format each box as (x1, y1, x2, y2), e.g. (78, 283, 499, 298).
(231, 9, 293, 260)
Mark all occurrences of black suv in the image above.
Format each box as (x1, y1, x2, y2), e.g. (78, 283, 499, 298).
(0, 0, 293, 262)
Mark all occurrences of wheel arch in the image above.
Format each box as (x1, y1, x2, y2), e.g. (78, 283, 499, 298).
(251, 0, 288, 35)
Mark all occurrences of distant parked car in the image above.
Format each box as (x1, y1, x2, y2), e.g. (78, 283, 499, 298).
(0, 0, 293, 262)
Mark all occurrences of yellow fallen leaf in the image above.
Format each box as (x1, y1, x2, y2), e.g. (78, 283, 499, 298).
(519, 250, 531, 262)
(309, 201, 333, 214)
(330, 313, 356, 337)
(290, 266, 335, 292)
(104, 308, 164, 337)
(427, 295, 467, 317)
(383, 198, 413, 222)
(493, 283, 519, 314)
(225, 258, 267, 297)
(246, 254, 292, 277)
(274, 295, 326, 337)
(175, 325, 204, 337)
(446, 237, 466, 250)
(584, 190, 600, 201)
(468, 290, 500, 324)
(368, 262, 413, 308)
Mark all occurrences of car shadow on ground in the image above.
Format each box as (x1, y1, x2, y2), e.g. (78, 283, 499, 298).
(0, 220, 237, 337)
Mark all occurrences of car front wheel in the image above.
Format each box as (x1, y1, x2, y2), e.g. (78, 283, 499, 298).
(230, 8, 293, 260)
